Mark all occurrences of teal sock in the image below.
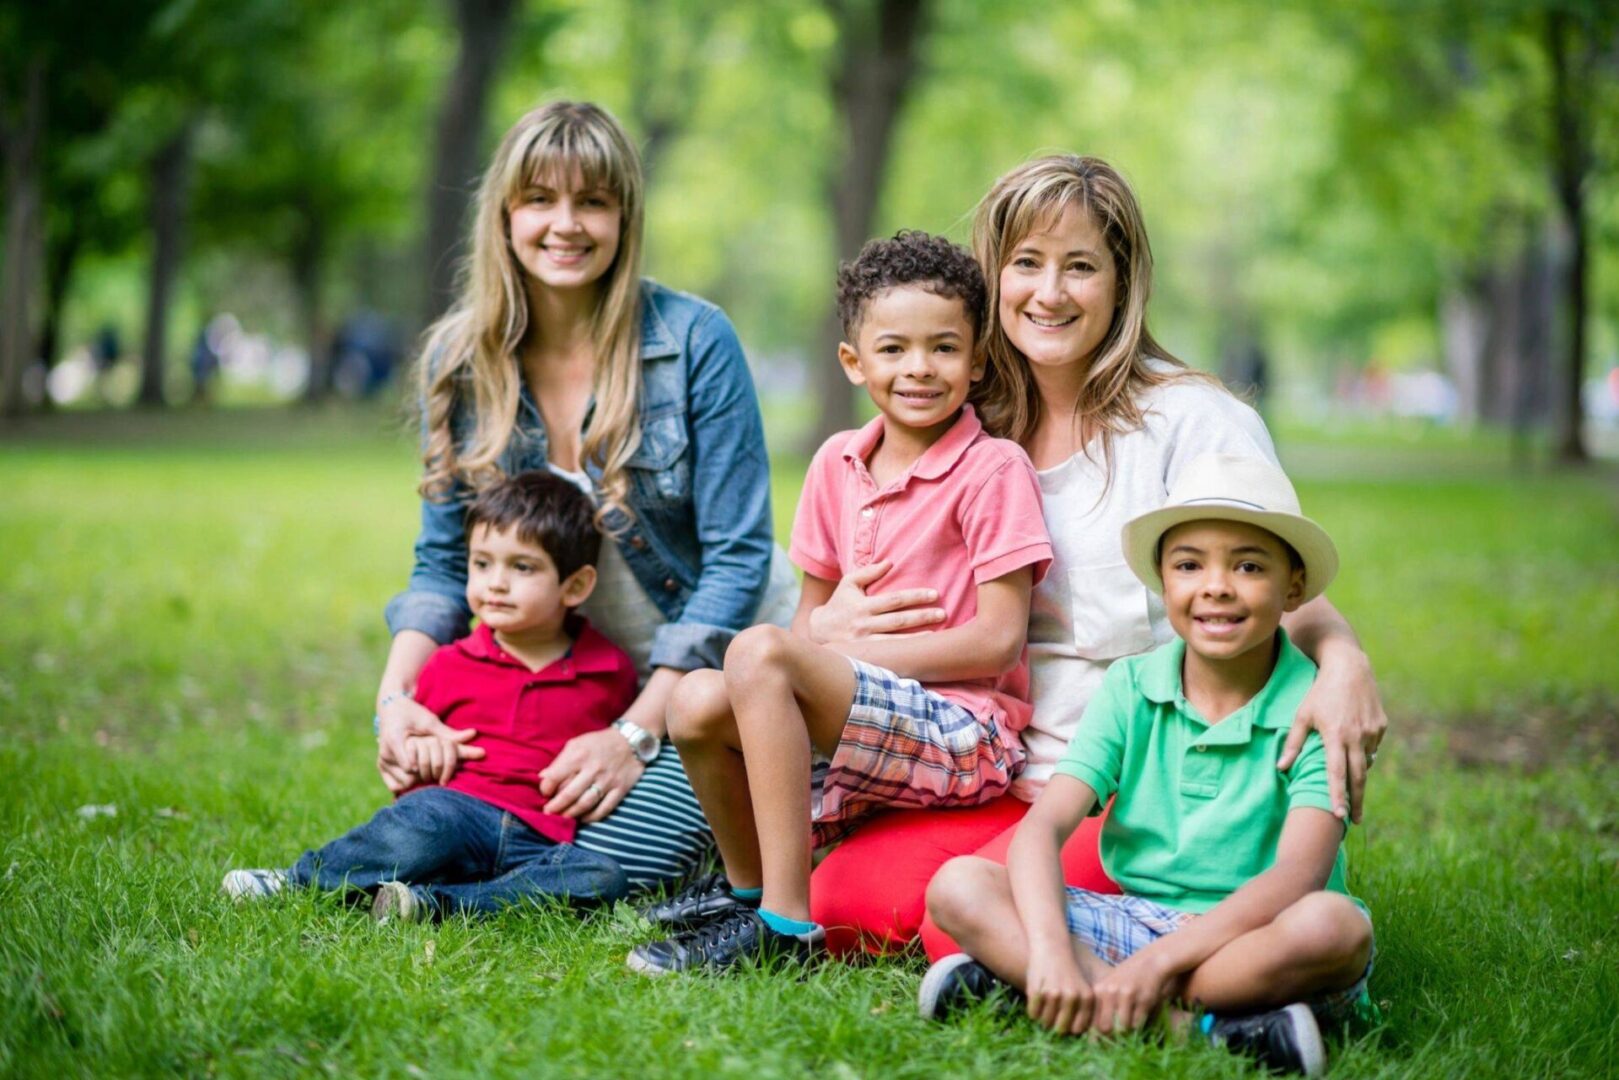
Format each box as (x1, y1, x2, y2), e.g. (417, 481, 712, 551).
(731, 885, 762, 901)
(759, 908, 819, 936)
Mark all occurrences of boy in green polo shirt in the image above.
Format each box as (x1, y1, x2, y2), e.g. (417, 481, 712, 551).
(918, 454, 1374, 1077)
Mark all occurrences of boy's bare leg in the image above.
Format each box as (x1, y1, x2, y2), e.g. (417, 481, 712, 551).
(926, 856, 1112, 987)
(666, 669, 762, 890)
(1181, 892, 1372, 1012)
(722, 625, 858, 922)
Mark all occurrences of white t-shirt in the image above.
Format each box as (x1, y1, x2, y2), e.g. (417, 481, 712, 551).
(1014, 369, 1279, 801)
(549, 464, 798, 681)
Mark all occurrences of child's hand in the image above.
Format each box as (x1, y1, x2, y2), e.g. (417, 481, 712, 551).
(1025, 951, 1095, 1035)
(1088, 950, 1176, 1036)
(403, 734, 464, 784)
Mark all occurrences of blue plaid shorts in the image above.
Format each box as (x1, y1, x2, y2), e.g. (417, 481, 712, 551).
(1064, 888, 1378, 1028)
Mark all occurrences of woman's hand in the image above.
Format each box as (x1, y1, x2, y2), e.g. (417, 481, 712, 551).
(539, 727, 646, 823)
(1025, 951, 1095, 1035)
(1278, 647, 1387, 824)
(377, 697, 484, 793)
(807, 560, 946, 645)
(1088, 950, 1176, 1036)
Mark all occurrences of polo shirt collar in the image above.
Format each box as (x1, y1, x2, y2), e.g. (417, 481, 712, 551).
(457, 617, 622, 678)
(839, 405, 984, 483)
(1142, 629, 1315, 738)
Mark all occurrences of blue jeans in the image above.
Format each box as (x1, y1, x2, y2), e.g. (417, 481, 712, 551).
(288, 787, 628, 917)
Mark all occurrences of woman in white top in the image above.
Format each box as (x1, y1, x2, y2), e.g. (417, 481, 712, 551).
(807, 155, 1387, 959)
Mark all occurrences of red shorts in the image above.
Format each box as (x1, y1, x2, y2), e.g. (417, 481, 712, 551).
(809, 793, 1120, 960)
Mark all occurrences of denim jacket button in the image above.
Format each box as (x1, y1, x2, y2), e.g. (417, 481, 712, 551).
(663, 577, 679, 592)
(630, 535, 647, 550)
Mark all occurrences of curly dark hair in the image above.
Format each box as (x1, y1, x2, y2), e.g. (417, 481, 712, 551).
(836, 230, 987, 341)
(464, 470, 601, 579)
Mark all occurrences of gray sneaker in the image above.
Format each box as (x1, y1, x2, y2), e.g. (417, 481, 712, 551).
(1208, 1003, 1326, 1076)
(221, 869, 288, 900)
(918, 953, 1022, 1020)
(371, 881, 430, 925)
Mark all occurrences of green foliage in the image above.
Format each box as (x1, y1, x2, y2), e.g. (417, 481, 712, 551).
(0, 411, 1616, 1076)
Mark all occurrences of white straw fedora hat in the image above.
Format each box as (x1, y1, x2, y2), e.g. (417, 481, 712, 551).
(1121, 453, 1339, 603)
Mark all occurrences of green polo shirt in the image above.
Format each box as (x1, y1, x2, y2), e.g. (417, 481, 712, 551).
(1055, 630, 1362, 915)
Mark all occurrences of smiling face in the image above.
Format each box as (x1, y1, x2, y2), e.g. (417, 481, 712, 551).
(466, 524, 594, 640)
(1159, 519, 1305, 664)
(506, 171, 623, 295)
(838, 285, 984, 439)
(997, 203, 1119, 375)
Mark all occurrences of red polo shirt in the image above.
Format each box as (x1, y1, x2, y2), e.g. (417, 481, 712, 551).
(409, 619, 638, 843)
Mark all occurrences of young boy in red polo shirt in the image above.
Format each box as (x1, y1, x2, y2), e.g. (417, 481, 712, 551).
(627, 232, 1052, 974)
(223, 471, 637, 920)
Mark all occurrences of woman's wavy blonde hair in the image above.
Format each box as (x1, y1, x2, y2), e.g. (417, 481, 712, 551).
(417, 100, 646, 526)
(970, 154, 1205, 468)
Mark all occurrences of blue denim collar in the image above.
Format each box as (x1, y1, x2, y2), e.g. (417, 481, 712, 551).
(638, 284, 680, 361)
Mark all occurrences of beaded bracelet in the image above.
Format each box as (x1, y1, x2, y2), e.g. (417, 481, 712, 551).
(375, 690, 410, 736)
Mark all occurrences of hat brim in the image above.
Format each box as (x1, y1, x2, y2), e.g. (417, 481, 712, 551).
(1121, 504, 1339, 604)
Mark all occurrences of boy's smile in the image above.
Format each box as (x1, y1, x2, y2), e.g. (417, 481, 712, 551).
(1159, 519, 1305, 669)
(837, 286, 984, 443)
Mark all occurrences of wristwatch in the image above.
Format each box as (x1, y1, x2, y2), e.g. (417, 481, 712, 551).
(614, 718, 662, 764)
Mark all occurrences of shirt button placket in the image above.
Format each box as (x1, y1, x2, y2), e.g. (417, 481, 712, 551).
(856, 503, 876, 563)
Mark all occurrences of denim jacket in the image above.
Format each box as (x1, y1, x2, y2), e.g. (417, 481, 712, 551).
(385, 280, 775, 672)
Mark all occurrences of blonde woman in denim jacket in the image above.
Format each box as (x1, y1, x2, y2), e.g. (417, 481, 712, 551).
(374, 101, 791, 889)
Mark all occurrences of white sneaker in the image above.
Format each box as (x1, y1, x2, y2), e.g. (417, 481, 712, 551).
(221, 868, 288, 900)
(371, 881, 429, 924)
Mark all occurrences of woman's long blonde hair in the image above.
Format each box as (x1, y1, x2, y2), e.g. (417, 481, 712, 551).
(970, 154, 1205, 466)
(417, 100, 646, 525)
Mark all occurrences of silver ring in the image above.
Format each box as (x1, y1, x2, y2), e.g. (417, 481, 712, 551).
(586, 783, 605, 801)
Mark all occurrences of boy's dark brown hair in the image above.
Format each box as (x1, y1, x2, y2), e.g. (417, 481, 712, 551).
(464, 470, 601, 579)
(836, 229, 988, 340)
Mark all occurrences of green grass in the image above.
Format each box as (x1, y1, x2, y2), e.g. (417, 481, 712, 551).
(2, 405, 1617, 1077)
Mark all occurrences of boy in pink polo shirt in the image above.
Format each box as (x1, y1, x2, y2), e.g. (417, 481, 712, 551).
(627, 232, 1052, 974)
(222, 471, 637, 920)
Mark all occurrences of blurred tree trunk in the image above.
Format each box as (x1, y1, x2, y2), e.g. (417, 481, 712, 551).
(810, 0, 929, 449)
(1545, 7, 1593, 464)
(1441, 220, 1559, 449)
(1439, 277, 1488, 426)
(34, 212, 84, 408)
(625, 1, 717, 183)
(138, 123, 193, 407)
(0, 59, 46, 420)
(423, 0, 518, 326)
(295, 201, 330, 402)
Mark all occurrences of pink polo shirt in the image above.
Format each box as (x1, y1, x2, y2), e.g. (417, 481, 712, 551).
(408, 619, 638, 844)
(790, 405, 1052, 734)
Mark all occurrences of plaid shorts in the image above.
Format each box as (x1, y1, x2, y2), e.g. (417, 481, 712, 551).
(812, 658, 1022, 844)
(1064, 888, 1378, 1029)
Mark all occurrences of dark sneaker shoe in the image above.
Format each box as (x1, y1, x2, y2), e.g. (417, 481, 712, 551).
(1208, 1003, 1326, 1076)
(221, 869, 288, 900)
(638, 872, 760, 930)
(371, 881, 430, 925)
(918, 953, 1022, 1020)
(626, 907, 824, 976)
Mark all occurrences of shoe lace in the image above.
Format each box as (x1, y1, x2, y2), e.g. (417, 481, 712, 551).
(679, 907, 753, 960)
